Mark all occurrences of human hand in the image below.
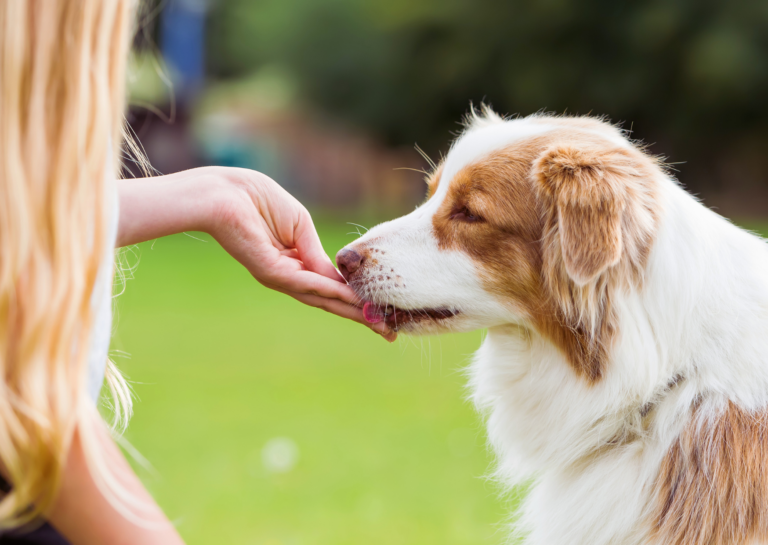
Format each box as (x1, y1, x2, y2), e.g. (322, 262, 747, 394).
(206, 168, 398, 342)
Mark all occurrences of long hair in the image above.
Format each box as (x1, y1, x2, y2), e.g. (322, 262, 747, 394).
(0, 0, 137, 527)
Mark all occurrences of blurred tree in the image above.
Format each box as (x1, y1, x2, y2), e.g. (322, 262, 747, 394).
(207, 0, 768, 195)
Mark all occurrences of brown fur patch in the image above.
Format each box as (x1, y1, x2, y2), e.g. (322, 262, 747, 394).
(651, 402, 768, 545)
(425, 162, 444, 200)
(535, 146, 630, 284)
(431, 121, 660, 382)
(431, 137, 547, 313)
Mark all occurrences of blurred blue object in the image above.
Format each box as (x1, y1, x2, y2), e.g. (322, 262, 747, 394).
(161, 0, 208, 102)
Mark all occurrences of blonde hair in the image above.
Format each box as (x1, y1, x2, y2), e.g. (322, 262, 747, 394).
(0, 0, 137, 527)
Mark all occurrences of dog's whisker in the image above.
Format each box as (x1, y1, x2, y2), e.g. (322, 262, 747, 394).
(414, 143, 437, 171)
(346, 222, 369, 233)
(393, 167, 430, 176)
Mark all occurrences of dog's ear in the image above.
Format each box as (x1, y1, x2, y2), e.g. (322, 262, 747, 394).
(533, 145, 642, 285)
(531, 141, 658, 381)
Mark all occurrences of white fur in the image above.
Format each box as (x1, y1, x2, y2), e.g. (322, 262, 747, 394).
(340, 113, 768, 544)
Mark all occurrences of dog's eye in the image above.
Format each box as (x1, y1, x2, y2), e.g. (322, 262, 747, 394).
(450, 206, 481, 223)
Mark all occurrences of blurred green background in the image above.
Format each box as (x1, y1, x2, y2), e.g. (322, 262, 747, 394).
(117, 0, 768, 542)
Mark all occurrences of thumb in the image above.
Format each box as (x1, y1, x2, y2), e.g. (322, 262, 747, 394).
(294, 211, 346, 283)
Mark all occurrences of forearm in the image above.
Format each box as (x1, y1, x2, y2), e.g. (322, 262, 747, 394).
(117, 168, 225, 247)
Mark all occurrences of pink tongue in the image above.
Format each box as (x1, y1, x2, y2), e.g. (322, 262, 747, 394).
(363, 302, 385, 324)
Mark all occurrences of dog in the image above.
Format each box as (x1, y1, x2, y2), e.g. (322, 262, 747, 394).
(336, 107, 768, 545)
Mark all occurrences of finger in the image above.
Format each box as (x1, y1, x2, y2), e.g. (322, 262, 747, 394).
(270, 268, 363, 305)
(276, 289, 396, 342)
(293, 211, 346, 282)
(291, 291, 396, 341)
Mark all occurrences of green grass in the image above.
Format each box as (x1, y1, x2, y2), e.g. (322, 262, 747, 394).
(110, 220, 508, 545)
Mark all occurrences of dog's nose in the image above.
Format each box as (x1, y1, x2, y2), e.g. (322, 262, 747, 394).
(336, 248, 364, 281)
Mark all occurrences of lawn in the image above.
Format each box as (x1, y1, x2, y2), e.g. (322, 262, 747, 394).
(110, 218, 509, 545)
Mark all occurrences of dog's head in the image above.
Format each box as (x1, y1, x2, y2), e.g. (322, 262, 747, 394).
(337, 109, 662, 381)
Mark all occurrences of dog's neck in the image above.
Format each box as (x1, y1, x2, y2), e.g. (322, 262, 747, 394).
(639, 180, 768, 410)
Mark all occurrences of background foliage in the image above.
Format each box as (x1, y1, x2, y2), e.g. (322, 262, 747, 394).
(207, 0, 768, 193)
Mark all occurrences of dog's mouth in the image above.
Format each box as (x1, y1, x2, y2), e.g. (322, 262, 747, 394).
(362, 302, 458, 330)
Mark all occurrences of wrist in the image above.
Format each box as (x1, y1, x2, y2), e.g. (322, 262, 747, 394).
(117, 167, 237, 247)
(198, 167, 259, 241)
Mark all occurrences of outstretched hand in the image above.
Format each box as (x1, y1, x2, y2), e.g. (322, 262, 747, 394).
(211, 169, 397, 342)
(117, 166, 396, 342)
